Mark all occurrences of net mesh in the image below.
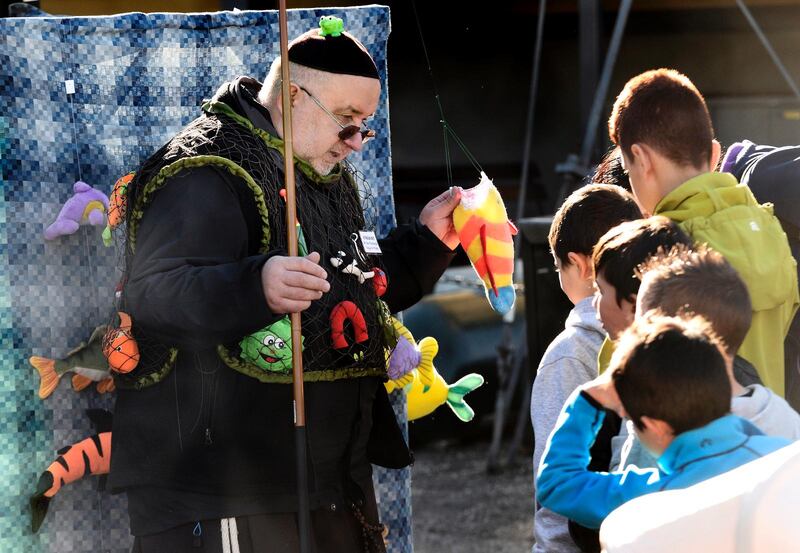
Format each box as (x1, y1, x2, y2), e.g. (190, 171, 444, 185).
(106, 99, 395, 387)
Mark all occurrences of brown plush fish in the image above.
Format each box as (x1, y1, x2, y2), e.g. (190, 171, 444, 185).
(29, 325, 114, 399)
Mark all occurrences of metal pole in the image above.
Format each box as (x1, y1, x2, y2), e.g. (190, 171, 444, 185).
(278, 3, 311, 552)
(486, 0, 547, 474)
(578, 0, 632, 169)
(735, 0, 800, 100)
(579, 0, 601, 134)
(514, 0, 547, 230)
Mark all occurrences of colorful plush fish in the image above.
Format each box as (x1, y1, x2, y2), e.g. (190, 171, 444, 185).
(385, 318, 484, 422)
(453, 172, 518, 315)
(30, 409, 113, 533)
(44, 181, 109, 241)
(239, 316, 301, 373)
(30, 325, 115, 399)
(102, 312, 140, 374)
(102, 172, 134, 247)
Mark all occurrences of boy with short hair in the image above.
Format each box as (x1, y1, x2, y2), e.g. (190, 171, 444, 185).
(592, 216, 693, 340)
(591, 216, 693, 374)
(617, 245, 800, 470)
(531, 184, 640, 553)
(608, 68, 799, 396)
(536, 315, 789, 530)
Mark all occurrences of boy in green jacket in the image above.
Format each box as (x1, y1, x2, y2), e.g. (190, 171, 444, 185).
(607, 68, 799, 396)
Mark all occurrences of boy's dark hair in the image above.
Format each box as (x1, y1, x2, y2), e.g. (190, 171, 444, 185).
(548, 184, 641, 266)
(637, 244, 752, 355)
(592, 216, 692, 305)
(609, 68, 714, 170)
(612, 314, 731, 434)
(592, 146, 630, 191)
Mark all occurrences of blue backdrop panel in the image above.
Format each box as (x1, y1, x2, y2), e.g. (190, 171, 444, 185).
(0, 6, 412, 553)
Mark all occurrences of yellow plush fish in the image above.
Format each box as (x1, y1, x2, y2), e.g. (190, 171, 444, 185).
(385, 318, 484, 422)
(453, 172, 518, 315)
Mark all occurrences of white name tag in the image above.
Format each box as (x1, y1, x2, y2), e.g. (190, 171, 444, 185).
(359, 231, 382, 254)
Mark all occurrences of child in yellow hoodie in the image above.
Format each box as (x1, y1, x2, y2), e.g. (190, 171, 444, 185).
(607, 68, 799, 396)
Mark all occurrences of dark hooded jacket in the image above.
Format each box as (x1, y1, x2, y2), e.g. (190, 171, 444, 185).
(109, 77, 455, 535)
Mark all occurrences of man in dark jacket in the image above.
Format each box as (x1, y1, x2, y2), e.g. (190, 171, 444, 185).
(721, 140, 800, 412)
(111, 19, 461, 553)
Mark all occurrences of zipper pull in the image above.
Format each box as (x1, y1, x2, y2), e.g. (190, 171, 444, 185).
(204, 427, 213, 446)
(192, 522, 202, 547)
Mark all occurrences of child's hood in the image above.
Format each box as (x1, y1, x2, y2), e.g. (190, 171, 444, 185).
(567, 296, 606, 337)
(655, 172, 799, 313)
(733, 384, 800, 441)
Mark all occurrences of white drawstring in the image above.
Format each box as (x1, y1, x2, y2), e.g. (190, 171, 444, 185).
(230, 518, 241, 553)
(220, 517, 240, 553)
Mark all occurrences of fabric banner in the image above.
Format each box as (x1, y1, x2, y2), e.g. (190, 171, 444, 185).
(0, 5, 412, 552)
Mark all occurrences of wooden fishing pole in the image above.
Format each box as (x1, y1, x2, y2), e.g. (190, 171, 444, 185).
(277, 2, 311, 551)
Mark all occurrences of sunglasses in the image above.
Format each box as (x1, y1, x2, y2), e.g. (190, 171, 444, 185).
(297, 85, 376, 144)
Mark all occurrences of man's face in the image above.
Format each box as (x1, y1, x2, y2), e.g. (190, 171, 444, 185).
(291, 73, 380, 175)
(593, 273, 635, 340)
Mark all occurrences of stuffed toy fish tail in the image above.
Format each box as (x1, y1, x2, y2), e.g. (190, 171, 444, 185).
(30, 409, 113, 533)
(453, 172, 518, 315)
(385, 317, 485, 422)
(445, 373, 485, 422)
(29, 357, 60, 399)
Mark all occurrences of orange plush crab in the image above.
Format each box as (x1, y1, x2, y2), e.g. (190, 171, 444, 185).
(102, 312, 140, 374)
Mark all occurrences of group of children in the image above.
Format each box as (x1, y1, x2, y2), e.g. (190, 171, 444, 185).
(530, 68, 800, 553)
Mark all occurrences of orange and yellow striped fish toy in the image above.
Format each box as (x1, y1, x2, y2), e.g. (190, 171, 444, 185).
(453, 172, 518, 315)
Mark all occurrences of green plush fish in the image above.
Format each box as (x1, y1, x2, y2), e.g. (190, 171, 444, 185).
(239, 317, 302, 373)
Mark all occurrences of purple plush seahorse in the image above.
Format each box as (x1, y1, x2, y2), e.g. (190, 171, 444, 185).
(44, 181, 109, 240)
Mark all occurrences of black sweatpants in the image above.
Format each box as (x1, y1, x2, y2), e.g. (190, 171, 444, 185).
(131, 489, 384, 553)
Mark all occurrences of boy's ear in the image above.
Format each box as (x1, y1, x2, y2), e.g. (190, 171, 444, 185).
(630, 143, 653, 176)
(625, 294, 637, 315)
(567, 252, 594, 281)
(640, 416, 675, 442)
(710, 139, 722, 171)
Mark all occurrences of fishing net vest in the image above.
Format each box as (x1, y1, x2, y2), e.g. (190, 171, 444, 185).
(115, 99, 393, 389)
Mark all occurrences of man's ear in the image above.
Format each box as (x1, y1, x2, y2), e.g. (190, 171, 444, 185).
(710, 139, 722, 171)
(285, 82, 301, 108)
(567, 252, 593, 281)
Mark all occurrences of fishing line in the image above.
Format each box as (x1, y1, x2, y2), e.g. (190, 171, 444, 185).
(59, 22, 110, 339)
(410, 0, 483, 183)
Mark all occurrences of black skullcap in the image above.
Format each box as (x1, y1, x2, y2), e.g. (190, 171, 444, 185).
(288, 16, 379, 80)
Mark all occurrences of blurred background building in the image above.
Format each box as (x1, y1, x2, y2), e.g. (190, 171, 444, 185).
(6, 0, 800, 220)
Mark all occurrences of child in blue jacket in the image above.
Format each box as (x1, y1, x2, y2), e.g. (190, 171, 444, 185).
(536, 314, 789, 529)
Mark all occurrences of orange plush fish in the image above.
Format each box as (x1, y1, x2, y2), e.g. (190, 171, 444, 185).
(102, 172, 134, 247)
(102, 312, 140, 374)
(453, 172, 518, 315)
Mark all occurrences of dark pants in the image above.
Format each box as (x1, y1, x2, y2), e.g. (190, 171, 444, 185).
(131, 485, 384, 553)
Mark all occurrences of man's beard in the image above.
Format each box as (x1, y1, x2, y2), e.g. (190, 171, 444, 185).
(310, 159, 337, 176)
